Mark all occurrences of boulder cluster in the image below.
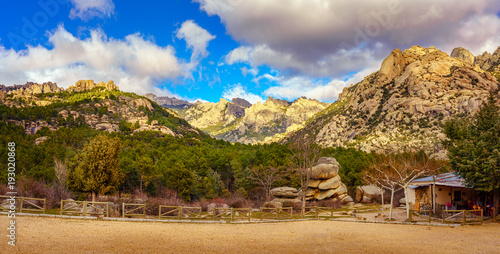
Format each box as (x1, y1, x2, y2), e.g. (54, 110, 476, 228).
(305, 157, 354, 204)
(266, 187, 302, 208)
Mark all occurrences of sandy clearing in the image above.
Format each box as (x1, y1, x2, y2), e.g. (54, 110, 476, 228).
(1, 216, 499, 254)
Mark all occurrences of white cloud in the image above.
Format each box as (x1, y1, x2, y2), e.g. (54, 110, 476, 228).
(0, 26, 184, 95)
(222, 84, 264, 104)
(176, 20, 215, 60)
(263, 68, 377, 102)
(200, 0, 500, 78)
(69, 0, 115, 21)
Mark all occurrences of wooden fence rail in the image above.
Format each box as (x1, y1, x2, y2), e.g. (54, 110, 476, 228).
(213, 208, 251, 222)
(442, 210, 482, 225)
(301, 206, 337, 219)
(158, 206, 202, 219)
(60, 200, 109, 217)
(122, 203, 146, 218)
(260, 207, 293, 220)
(408, 209, 432, 223)
(0, 196, 46, 214)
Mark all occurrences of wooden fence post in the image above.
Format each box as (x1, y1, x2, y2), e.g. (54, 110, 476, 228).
(462, 210, 466, 225)
(122, 203, 125, 218)
(19, 197, 23, 213)
(83, 201, 87, 217)
(178, 206, 183, 220)
(480, 209, 483, 225)
(276, 208, 279, 220)
(231, 208, 234, 222)
(106, 202, 109, 217)
(442, 210, 445, 224)
(43, 198, 46, 214)
(60, 200, 64, 215)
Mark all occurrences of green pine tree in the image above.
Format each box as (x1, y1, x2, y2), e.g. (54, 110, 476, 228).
(444, 91, 500, 216)
(67, 135, 124, 201)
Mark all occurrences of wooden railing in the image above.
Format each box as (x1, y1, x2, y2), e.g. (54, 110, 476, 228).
(301, 206, 337, 219)
(259, 207, 293, 220)
(213, 207, 251, 222)
(442, 210, 483, 225)
(0, 196, 46, 214)
(122, 203, 146, 218)
(158, 206, 202, 219)
(408, 209, 432, 223)
(60, 200, 109, 217)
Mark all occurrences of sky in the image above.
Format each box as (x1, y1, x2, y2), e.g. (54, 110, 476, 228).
(1, 0, 500, 104)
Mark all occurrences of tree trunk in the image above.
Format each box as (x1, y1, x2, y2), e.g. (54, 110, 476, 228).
(494, 189, 499, 218)
(380, 187, 384, 215)
(389, 186, 394, 220)
(404, 186, 410, 220)
(91, 192, 96, 202)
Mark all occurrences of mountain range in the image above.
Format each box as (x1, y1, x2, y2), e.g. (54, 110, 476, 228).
(1, 45, 499, 158)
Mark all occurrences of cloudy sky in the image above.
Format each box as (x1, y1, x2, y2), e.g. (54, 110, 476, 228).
(1, 0, 500, 103)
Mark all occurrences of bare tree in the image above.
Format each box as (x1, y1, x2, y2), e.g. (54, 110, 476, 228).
(289, 137, 320, 208)
(366, 152, 441, 220)
(248, 165, 284, 201)
(363, 156, 401, 220)
(54, 157, 67, 185)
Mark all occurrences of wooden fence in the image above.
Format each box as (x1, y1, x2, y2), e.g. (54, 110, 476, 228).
(259, 207, 293, 220)
(301, 206, 336, 219)
(0, 196, 46, 214)
(213, 207, 251, 222)
(158, 206, 202, 219)
(60, 200, 109, 217)
(122, 203, 146, 218)
(408, 209, 432, 223)
(442, 210, 483, 225)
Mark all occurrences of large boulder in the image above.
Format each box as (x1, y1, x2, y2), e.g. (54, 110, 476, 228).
(318, 175, 341, 190)
(356, 185, 383, 203)
(270, 187, 299, 198)
(310, 163, 339, 180)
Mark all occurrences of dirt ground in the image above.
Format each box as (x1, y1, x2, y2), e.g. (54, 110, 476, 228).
(1, 216, 499, 254)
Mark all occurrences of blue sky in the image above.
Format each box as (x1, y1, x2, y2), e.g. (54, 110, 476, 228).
(1, 0, 500, 103)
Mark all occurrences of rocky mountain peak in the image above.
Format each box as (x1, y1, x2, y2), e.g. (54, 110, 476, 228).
(67, 80, 119, 92)
(450, 47, 475, 65)
(284, 45, 499, 159)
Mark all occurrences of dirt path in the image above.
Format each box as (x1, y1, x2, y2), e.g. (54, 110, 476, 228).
(1, 216, 499, 254)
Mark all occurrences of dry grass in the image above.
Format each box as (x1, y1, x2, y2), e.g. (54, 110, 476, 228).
(1, 215, 499, 254)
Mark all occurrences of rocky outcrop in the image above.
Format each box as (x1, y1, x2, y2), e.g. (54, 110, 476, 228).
(474, 46, 500, 72)
(355, 185, 384, 203)
(67, 80, 118, 92)
(305, 157, 353, 204)
(451, 47, 475, 65)
(285, 45, 499, 159)
(5, 82, 63, 98)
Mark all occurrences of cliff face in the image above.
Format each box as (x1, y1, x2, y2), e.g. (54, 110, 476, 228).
(283, 45, 499, 159)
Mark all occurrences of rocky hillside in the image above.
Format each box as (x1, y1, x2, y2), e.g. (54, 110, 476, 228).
(0, 80, 204, 138)
(283, 45, 500, 159)
(174, 96, 329, 144)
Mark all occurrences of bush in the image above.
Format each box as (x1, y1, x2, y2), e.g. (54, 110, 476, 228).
(227, 196, 254, 208)
(307, 199, 342, 209)
(16, 177, 71, 209)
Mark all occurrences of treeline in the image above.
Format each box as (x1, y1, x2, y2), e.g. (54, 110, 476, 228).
(0, 122, 373, 202)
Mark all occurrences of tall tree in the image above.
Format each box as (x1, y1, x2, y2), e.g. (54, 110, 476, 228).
(67, 135, 124, 201)
(249, 165, 284, 201)
(444, 91, 500, 217)
(289, 137, 320, 208)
